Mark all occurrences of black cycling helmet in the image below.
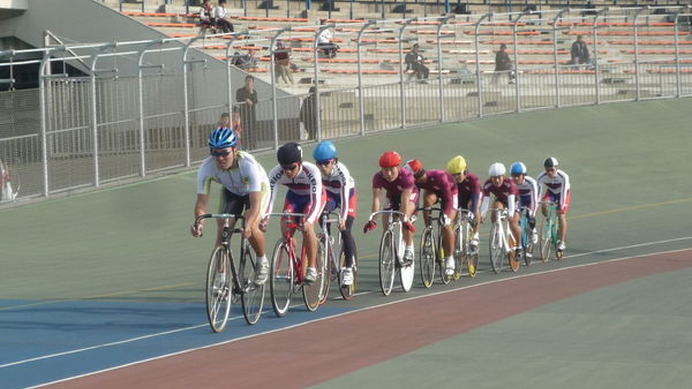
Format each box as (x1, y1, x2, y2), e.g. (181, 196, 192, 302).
(543, 157, 559, 168)
(277, 142, 303, 165)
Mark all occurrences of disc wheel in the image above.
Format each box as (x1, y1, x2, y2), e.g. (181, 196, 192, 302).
(239, 242, 265, 325)
(419, 227, 436, 288)
(270, 240, 293, 317)
(206, 246, 232, 333)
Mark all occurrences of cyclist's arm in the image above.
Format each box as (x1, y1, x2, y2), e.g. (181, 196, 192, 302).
(400, 187, 414, 218)
(304, 163, 324, 225)
(479, 195, 490, 219)
(507, 194, 516, 215)
(370, 186, 382, 215)
(191, 194, 210, 236)
(337, 163, 353, 225)
(559, 171, 571, 212)
(264, 164, 283, 217)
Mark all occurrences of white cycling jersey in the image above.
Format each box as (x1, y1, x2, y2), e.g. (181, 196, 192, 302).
(196, 151, 269, 196)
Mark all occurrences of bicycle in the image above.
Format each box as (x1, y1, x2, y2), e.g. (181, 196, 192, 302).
(266, 212, 328, 317)
(193, 213, 265, 333)
(517, 206, 536, 266)
(452, 208, 479, 279)
(418, 206, 451, 288)
(488, 207, 520, 274)
(319, 210, 358, 301)
(367, 210, 415, 296)
(538, 201, 563, 261)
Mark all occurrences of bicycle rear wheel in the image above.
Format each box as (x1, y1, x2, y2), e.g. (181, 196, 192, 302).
(538, 215, 552, 262)
(452, 223, 463, 280)
(206, 246, 232, 333)
(489, 223, 504, 274)
(339, 250, 357, 300)
(270, 239, 293, 317)
(318, 234, 333, 305)
(419, 227, 436, 288)
(379, 229, 396, 296)
(519, 211, 533, 266)
(303, 237, 328, 311)
(438, 229, 451, 285)
(239, 241, 265, 325)
(508, 233, 520, 272)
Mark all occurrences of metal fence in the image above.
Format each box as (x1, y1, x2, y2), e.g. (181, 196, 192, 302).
(1, 6, 691, 205)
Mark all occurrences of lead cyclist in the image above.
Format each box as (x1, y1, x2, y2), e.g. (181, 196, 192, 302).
(536, 157, 571, 254)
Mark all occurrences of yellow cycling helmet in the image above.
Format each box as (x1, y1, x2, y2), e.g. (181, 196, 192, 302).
(446, 155, 467, 175)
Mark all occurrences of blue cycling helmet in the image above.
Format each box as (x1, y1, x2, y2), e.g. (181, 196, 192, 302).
(208, 127, 238, 149)
(510, 162, 527, 175)
(313, 141, 337, 163)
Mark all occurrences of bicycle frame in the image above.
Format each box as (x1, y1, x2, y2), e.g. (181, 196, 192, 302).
(489, 207, 518, 273)
(538, 200, 561, 261)
(266, 212, 309, 285)
(318, 210, 341, 302)
(418, 206, 449, 287)
(454, 208, 478, 278)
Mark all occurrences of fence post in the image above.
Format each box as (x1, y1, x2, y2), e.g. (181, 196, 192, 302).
(38, 48, 59, 197)
(314, 23, 335, 141)
(398, 17, 416, 129)
(513, 10, 531, 112)
(474, 13, 492, 118)
(183, 37, 204, 168)
(553, 9, 568, 108)
(633, 8, 646, 101)
(437, 15, 454, 122)
(270, 28, 291, 146)
(592, 9, 606, 105)
(357, 20, 377, 137)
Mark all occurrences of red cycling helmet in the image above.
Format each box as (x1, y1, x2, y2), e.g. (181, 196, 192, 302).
(379, 151, 402, 168)
(404, 159, 424, 178)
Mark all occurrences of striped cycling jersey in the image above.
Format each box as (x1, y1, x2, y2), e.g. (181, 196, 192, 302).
(266, 161, 323, 224)
(196, 151, 269, 196)
(515, 175, 539, 215)
(321, 161, 355, 222)
(536, 169, 571, 208)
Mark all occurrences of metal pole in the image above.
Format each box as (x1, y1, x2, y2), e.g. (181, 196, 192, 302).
(437, 16, 454, 122)
(314, 23, 335, 141)
(592, 9, 605, 105)
(474, 13, 493, 118)
(357, 20, 376, 137)
(270, 28, 291, 146)
(38, 49, 58, 197)
(513, 10, 531, 112)
(553, 9, 567, 108)
(398, 18, 416, 129)
(633, 7, 646, 101)
(183, 37, 204, 167)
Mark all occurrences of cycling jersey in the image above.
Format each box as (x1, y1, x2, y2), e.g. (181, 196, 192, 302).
(537, 169, 571, 212)
(515, 175, 539, 215)
(197, 151, 269, 196)
(416, 169, 458, 216)
(266, 161, 324, 224)
(321, 161, 357, 220)
(456, 172, 482, 213)
(480, 178, 519, 216)
(372, 167, 418, 209)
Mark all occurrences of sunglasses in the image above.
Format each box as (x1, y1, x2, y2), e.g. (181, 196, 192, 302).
(316, 160, 333, 167)
(282, 163, 299, 172)
(210, 149, 231, 157)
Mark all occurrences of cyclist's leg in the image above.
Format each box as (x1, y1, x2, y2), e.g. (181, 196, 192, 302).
(557, 191, 571, 249)
(341, 215, 357, 268)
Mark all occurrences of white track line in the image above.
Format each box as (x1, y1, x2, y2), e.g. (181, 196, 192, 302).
(13, 238, 692, 389)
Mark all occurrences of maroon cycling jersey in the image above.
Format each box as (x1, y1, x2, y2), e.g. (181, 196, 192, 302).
(372, 167, 417, 202)
(482, 178, 518, 205)
(457, 172, 482, 197)
(416, 169, 458, 215)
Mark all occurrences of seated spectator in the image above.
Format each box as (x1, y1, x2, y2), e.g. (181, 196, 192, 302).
(198, 0, 215, 34)
(214, 0, 234, 34)
(273, 41, 294, 85)
(317, 19, 339, 58)
(405, 44, 429, 82)
(232, 50, 258, 70)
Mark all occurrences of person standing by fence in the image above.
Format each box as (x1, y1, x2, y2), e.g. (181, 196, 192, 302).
(236, 75, 258, 150)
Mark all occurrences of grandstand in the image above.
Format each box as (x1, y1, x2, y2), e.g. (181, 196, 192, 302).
(0, 0, 691, 205)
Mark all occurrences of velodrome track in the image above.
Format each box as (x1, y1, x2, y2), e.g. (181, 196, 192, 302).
(1, 98, 691, 388)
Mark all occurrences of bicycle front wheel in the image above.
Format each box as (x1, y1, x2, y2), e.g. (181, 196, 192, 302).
(379, 229, 396, 296)
(239, 241, 264, 325)
(419, 227, 436, 288)
(303, 237, 328, 311)
(206, 246, 232, 333)
(489, 223, 504, 274)
(538, 215, 552, 262)
(339, 251, 357, 300)
(270, 239, 293, 317)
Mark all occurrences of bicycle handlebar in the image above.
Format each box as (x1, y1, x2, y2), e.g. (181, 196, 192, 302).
(194, 213, 245, 228)
(367, 209, 408, 223)
(321, 210, 342, 226)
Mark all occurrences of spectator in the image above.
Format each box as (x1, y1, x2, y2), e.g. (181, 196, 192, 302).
(236, 75, 258, 150)
(198, 0, 215, 34)
(317, 19, 339, 58)
(231, 106, 243, 147)
(570, 35, 590, 68)
(494, 43, 515, 84)
(232, 49, 258, 71)
(299, 86, 319, 140)
(404, 43, 430, 82)
(273, 41, 294, 85)
(214, 0, 234, 33)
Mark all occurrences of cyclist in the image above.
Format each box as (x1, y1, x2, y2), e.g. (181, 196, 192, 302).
(313, 141, 358, 288)
(480, 162, 522, 256)
(510, 161, 539, 245)
(404, 159, 458, 276)
(536, 157, 571, 254)
(446, 155, 482, 252)
(364, 151, 418, 265)
(190, 127, 270, 285)
(263, 142, 325, 284)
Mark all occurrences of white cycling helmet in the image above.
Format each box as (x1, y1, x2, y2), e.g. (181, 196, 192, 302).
(488, 162, 506, 177)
